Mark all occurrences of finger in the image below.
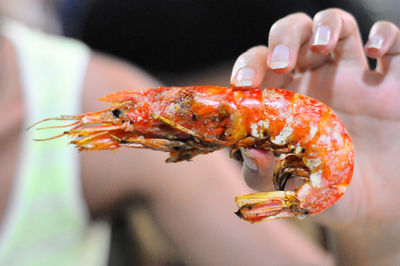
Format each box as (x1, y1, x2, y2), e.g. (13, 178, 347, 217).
(267, 12, 331, 73)
(267, 13, 313, 74)
(311, 8, 367, 67)
(231, 46, 267, 88)
(231, 46, 292, 89)
(365, 21, 400, 75)
(241, 148, 276, 191)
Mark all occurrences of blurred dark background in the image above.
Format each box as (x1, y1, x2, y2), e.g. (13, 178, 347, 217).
(60, 0, 375, 78)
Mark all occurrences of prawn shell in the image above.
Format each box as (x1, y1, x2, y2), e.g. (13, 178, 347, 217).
(33, 86, 354, 219)
(290, 93, 353, 214)
(260, 89, 294, 139)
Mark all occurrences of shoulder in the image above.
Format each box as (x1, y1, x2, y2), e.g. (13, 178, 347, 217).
(83, 52, 161, 110)
(79, 52, 162, 216)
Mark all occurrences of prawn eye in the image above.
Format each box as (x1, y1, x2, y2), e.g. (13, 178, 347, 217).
(112, 109, 122, 118)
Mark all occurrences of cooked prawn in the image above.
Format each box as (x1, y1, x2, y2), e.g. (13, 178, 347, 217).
(30, 86, 354, 222)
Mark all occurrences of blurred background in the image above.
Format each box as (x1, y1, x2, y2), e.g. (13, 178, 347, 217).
(61, 0, 396, 82)
(7, 0, 400, 84)
(1, 0, 398, 265)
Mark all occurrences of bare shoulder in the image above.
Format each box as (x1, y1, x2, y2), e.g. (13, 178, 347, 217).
(83, 52, 161, 110)
(80, 52, 161, 216)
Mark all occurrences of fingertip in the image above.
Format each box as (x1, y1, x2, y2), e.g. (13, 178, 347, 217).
(310, 25, 335, 55)
(364, 33, 383, 58)
(365, 21, 400, 61)
(267, 44, 295, 74)
(241, 148, 262, 190)
(365, 48, 382, 59)
(242, 148, 276, 191)
(311, 8, 367, 65)
(232, 67, 257, 88)
(309, 44, 333, 55)
(312, 25, 331, 46)
(231, 46, 268, 88)
(241, 148, 259, 171)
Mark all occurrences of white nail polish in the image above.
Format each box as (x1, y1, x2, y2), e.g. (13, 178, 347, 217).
(367, 34, 383, 49)
(240, 147, 258, 172)
(313, 26, 331, 46)
(235, 67, 255, 87)
(270, 44, 289, 69)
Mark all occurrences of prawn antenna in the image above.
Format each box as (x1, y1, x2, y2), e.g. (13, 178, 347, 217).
(26, 115, 81, 130)
(33, 132, 67, 141)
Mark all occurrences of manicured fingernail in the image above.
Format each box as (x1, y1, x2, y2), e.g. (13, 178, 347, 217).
(234, 67, 255, 87)
(313, 26, 331, 46)
(270, 44, 289, 69)
(240, 147, 258, 172)
(367, 34, 383, 49)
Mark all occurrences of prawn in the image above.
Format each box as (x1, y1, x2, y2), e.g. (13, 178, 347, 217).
(30, 86, 354, 222)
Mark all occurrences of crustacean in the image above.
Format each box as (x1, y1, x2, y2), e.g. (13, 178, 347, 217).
(30, 86, 354, 222)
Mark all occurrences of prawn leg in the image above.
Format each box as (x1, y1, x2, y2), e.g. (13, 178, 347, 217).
(235, 191, 307, 223)
(273, 155, 310, 190)
(110, 135, 206, 162)
(229, 136, 272, 161)
(110, 135, 186, 151)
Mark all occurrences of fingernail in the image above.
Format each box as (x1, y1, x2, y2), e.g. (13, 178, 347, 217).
(312, 26, 331, 46)
(367, 34, 383, 49)
(234, 67, 255, 87)
(240, 147, 258, 172)
(270, 44, 289, 69)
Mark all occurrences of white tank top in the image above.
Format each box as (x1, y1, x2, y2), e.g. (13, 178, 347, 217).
(0, 19, 110, 266)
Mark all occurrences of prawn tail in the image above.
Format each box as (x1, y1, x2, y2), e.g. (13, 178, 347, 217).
(235, 191, 308, 222)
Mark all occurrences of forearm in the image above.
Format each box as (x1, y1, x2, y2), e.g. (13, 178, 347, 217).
(146, 151, 333, 266)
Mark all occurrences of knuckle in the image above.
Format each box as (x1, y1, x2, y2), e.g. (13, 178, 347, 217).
(271, 12, 311, 33)
(372, 21, 398, 32)
(269, 12, 312, 42)
(240, 46, 266, 62)
(235, 46, 267, 67)
(369, 21, 400, 47)
(286, 12, 312, 23)
(315, 8, 344, 19)
(313, 9, 332, 22)
(233, 54, 249, 68)
(270, 17, 286, 35)
(314, 8, 356, 25)
(314, 8, 359, 37)
(247, 45, 267, 55)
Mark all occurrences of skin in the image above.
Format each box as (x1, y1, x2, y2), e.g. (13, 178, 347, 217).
(231, 8, 400, 265)
(0, 35, 332, 265)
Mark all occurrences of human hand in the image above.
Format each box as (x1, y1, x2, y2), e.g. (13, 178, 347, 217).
(230, 8, 400, 227)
